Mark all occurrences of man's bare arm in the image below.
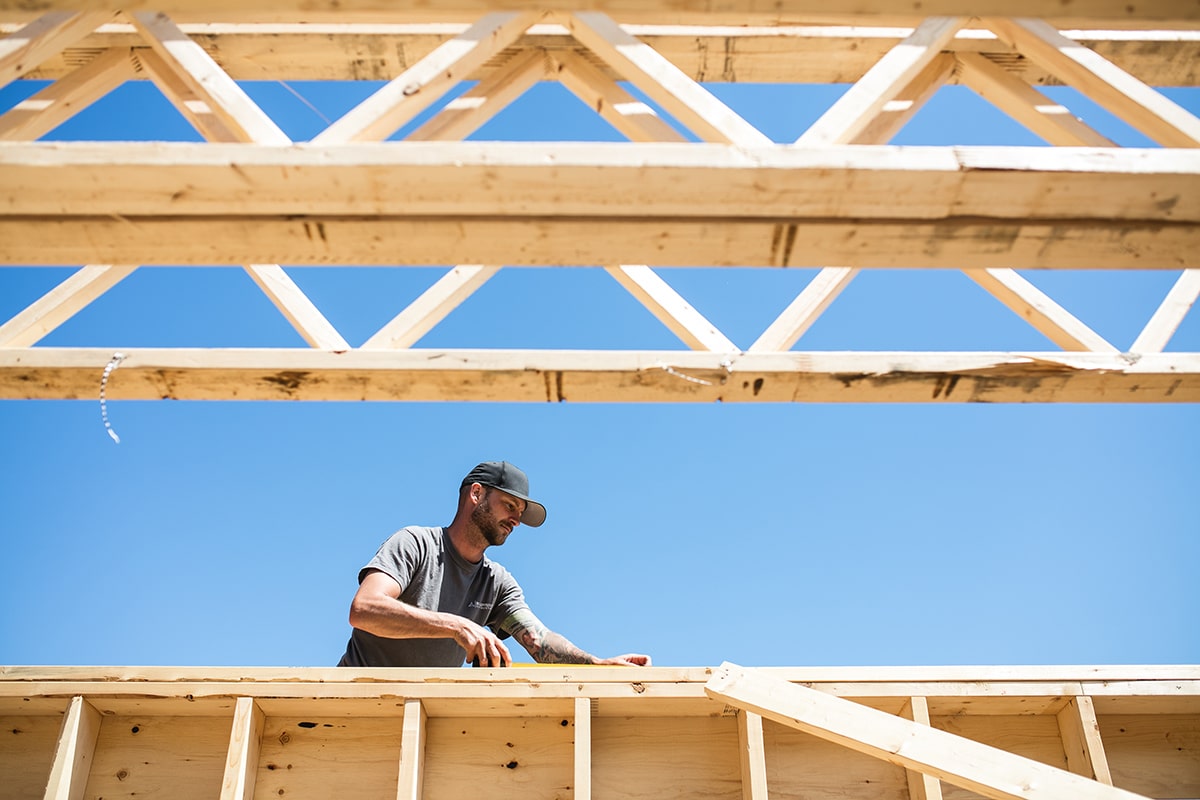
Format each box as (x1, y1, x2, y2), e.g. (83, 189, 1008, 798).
(350, 570, 512, 666)
(501, 608, 651, 666)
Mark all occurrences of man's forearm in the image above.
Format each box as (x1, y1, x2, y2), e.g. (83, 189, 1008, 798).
(528, 631, 599, 665)
(350, 593, 463, 640)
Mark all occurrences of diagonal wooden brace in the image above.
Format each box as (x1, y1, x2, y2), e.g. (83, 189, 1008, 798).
(705, 662, 1150, 800)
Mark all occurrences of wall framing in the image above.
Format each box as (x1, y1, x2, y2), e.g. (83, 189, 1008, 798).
(2, 665, 1198, 799)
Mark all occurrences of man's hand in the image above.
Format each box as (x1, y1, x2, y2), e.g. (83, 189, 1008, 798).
(598, 653, 652, 667)
(452, 618, 512, 667)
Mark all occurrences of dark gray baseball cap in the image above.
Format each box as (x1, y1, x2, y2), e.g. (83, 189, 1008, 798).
(460, 461, 547, 527)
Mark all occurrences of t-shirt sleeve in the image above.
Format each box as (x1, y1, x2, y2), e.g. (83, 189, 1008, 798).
(358, 527, 426, 590)
(487, 566, 529, 640)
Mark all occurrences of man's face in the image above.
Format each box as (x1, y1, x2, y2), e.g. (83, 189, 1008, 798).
(471, 486, 527, 547)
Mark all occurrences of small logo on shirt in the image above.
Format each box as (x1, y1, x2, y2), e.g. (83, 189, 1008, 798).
(468, 601, 493, 611)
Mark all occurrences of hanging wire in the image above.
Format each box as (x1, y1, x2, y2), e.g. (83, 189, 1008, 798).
(100, 352, 126, 444)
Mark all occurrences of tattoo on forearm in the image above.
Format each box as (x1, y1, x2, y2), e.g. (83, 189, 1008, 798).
(501, 609, 597, 665)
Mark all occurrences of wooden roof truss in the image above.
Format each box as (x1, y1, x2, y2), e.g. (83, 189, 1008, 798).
(1, 2, 1198, 402)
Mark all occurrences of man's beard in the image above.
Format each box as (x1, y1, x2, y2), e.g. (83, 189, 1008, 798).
(471, 493, 511, 547)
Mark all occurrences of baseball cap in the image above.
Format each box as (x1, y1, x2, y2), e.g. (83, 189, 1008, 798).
(460, 461, 547, 527)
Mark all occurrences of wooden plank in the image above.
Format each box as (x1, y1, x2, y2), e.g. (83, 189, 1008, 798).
(2, 217, 1193, 270)
(749, 267, 858, 352)
(219, 697, 265, 800)
(1096, 713, 1200, 799)
(313, 11, 541, 144)
(128, 10, 290, 144)
(243, 264, 349, 350)
(1131, 270, 1200, 353)
(796, 17, 967, 146)
(0, 1, 1196, 25)
(1057, 696, 1114, 785)
(605, 265, 737, 352)
(705, 663, 1150, 800)
(4, 664, 1196, 686)
(551, 48, 686, 143)
(406, 47, 548, 142)
(0, 46, 134, 141)
(397, 698, 426, 800)
(0, 10, 114, 86)
(5, 25, 1199, 87)
(984, 17, 1200, 147)
(134, 46, 241, 141)
(575, 696, 592, 800)
(851, 50, 956, 145)
(43, 695, 101, 800)
(0, 263, 137, 347)
(562, 11, 772, 146)
(963, 268, 1119, 353)
(0, 348, 1197, 403)
(956, 52, 1115, 147)
(4, 142, 1195, 223)
(901, 697, 944, 800)
(736, 710, 768, 800)
(361, 265, 499, 350)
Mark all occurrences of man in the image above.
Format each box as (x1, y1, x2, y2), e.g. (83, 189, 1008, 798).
(339, 461, 651, 668)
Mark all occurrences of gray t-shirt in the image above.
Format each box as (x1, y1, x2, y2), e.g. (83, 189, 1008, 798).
(338, 525, 530, 667)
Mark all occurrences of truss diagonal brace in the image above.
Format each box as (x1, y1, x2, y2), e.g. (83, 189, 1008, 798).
(705, 663, 1151, 800)
(313, 11, 542, 144)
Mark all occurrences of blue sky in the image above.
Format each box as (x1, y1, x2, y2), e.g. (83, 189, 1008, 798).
(1, 65, 1197, 669)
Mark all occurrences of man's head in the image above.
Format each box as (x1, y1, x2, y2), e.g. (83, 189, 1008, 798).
(460, 461, 547, 528)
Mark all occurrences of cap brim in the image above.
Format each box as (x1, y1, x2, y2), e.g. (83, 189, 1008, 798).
(520, 501, 547, 528)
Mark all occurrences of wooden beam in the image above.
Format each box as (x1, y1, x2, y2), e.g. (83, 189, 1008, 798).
(128, 10, 290, 144)
(397, 698, 427, 800)
(851, 50, 956, 145)
(0, 10, 114, 87)
(361, 265, 499, 349)
(963, 268, 1119, 352)
(749, 267, 859, 352)
(6, 25, 1199, 87)
(574, 697, 592, 800)
(956, 52, 1115, 147)
(0, 264, 136, 347)
(0, 2, 1195, 25)
(313, 11, 541, 144)
(551, 48, 686, 143)
(219, 697, 265, 800)
(243, 264, 349, 350)
(3, 217, 1192, 270)
(406, 47, 548, 142)
(984, 17, 1200, 147)
(0, 46, 134, 141)
(605, 265, 737, 352)
(1131, 270, 1200, 353)
(43, 695, 101, 800)
(134, 46, 241, 142)
(5, 143, 1194, 224)
(562, 11, 772, 146)
(1, 348, 1195, 403)
(705, 663, 1149, 800)
(796, 17, 967, 146)
(737, 710, 769, 800)
(1057, 696, 1114, 785)
(900, 697, 944, 800)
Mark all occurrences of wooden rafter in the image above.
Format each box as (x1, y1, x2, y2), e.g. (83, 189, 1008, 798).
(4, 24, 1198, 87)
(983, 17, 1200, 147)
(0, 1, 1196, 24)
